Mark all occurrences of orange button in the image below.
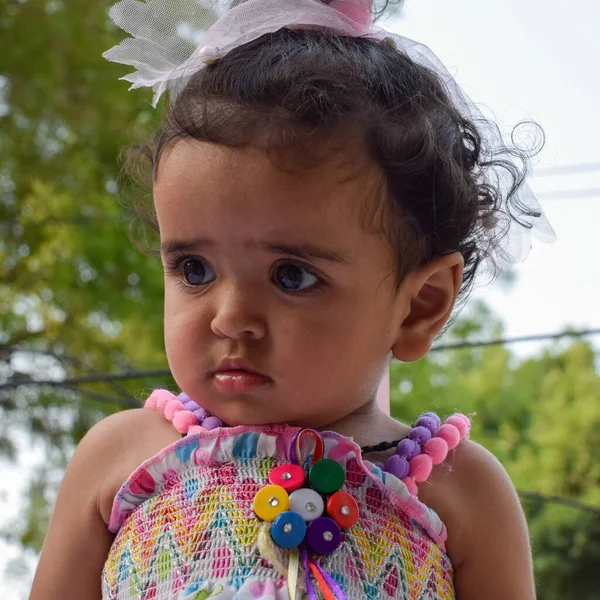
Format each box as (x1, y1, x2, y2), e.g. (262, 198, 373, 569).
(326, 491, 359, 528)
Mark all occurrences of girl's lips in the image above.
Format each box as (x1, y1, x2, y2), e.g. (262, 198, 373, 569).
(212, 370, 272, 394)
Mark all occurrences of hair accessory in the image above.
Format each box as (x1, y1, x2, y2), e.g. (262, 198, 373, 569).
(103, 0, 380, 107)
(104, 0, 554, 274)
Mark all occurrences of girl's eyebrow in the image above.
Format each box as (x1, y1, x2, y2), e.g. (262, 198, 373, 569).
(160, 238, 211, 257)
(261, 242, 349, 264)
(160, 238, 349, 264)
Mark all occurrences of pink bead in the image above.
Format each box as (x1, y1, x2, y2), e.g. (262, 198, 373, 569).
(423, 437, 449, 464)
(446, 414, 471, 437)
(173, 410, 198, 434)
(436, 424, 461, 450)
(409, 454, 433, 482)
(164, 399, 184, 421)
(144, 395, 158, 410)
(153, 389, 175, 411)
(188, 425, 205, 435)
(402, 476, 418, 496)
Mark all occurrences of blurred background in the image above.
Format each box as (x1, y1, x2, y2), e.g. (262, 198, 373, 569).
(1, 0, 599, 597)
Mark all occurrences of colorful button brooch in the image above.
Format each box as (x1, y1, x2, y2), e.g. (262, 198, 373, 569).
(253, 430, 359, 555)
(253, 429, 358, 599)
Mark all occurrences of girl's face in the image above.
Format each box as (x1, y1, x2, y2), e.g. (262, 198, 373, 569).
(154, 140, 410, 428)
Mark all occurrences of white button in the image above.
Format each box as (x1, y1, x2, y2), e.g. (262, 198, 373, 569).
(289, 488, 324, 522)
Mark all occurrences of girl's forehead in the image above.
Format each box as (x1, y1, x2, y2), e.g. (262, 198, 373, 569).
(154, 140, 380, 237)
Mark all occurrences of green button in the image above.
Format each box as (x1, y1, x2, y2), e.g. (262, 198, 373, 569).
(309, 459, 345, 494)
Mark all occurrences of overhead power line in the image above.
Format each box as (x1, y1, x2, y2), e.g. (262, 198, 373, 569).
(1, 368, 171, 389)
(535, 162, 600, 178)
(518, 490, 600, 516)
(539, 187, 600, 201)
(430, 328, 600, 352)
(2, 328, 599, 391)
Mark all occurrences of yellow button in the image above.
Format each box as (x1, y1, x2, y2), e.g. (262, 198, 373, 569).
(253, 485, 290, 521)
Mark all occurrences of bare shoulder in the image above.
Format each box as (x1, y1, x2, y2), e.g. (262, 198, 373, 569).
(86, 406, 180, 453)
(30, 408, 179, 599)
(420, 440, 535, 600)
(82, 408, 182, 523)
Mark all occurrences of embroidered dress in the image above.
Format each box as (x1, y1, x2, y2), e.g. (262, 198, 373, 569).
(102, 408, 460, 600)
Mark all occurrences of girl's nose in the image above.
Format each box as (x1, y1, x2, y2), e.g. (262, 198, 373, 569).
(210, 284, 267, 341)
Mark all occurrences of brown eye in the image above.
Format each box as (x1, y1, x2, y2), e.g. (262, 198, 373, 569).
(273, 263, 319, 292)
(181, 258, 215, 286)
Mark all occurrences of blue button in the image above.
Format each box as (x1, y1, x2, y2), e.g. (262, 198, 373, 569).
(271, 511, 307, 549)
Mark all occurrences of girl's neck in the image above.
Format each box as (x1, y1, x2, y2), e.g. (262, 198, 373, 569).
(320, 400, 410, 449)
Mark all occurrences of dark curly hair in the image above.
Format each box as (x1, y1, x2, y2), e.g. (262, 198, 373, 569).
(126, 27, 540, 312)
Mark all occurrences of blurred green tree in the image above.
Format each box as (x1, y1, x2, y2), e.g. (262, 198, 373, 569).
(391, 302, 600, 599)
(0, 0, 174, 558)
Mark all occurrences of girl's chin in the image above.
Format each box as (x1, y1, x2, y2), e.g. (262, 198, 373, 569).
(184, 384, 328, 428)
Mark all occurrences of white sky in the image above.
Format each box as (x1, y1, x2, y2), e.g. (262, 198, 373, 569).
(389, 0, 600, 355)
(1, 0, 599, 597)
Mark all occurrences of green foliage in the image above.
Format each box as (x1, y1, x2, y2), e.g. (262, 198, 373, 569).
(0, 0, 175, 563)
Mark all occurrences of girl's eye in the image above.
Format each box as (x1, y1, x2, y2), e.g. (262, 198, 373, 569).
(181, 258, 216, 287)
(273, 263, 319, 292)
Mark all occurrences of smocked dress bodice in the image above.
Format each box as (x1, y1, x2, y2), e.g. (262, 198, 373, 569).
(102, 419, 457, 600)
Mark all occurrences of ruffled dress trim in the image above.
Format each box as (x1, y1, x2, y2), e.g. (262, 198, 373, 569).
(109, 424, 447, 549)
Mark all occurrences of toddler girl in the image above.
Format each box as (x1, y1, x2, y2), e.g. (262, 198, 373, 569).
(30, 1, 553, 598)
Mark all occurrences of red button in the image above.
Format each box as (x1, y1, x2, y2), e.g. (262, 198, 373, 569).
(268, 464, 305, 492)
(326, 491, 359, 528)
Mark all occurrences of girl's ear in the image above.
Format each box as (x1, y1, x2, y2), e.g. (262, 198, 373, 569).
(391, 252, 464, 363)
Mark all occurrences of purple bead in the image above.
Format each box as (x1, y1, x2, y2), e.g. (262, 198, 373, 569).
(306, 517, 341, 555)
(384, 455, 410, 480)
(421, 412, 441, 429)
(202, 416, 223, 430)
(396, 438, 420, 460)
(178, 392, 200, 410)
(415, 416, 439, 435)
(193, 407, 209, 422)
(374, 461, 385, 471)
(409, 426, 432, 445)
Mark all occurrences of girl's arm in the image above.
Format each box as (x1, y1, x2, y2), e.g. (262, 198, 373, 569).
(29, 408, 180, 599)
(449, 441, 535, 600)
(29, 416, 119, 599)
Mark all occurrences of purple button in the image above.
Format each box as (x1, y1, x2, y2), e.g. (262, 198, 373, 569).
(409, 426, 432, 445)
(306, 517, 341, 555)
(396, 438, 420, 460)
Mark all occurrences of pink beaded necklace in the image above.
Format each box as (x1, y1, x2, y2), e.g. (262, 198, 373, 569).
(144, 389, 471, 498)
